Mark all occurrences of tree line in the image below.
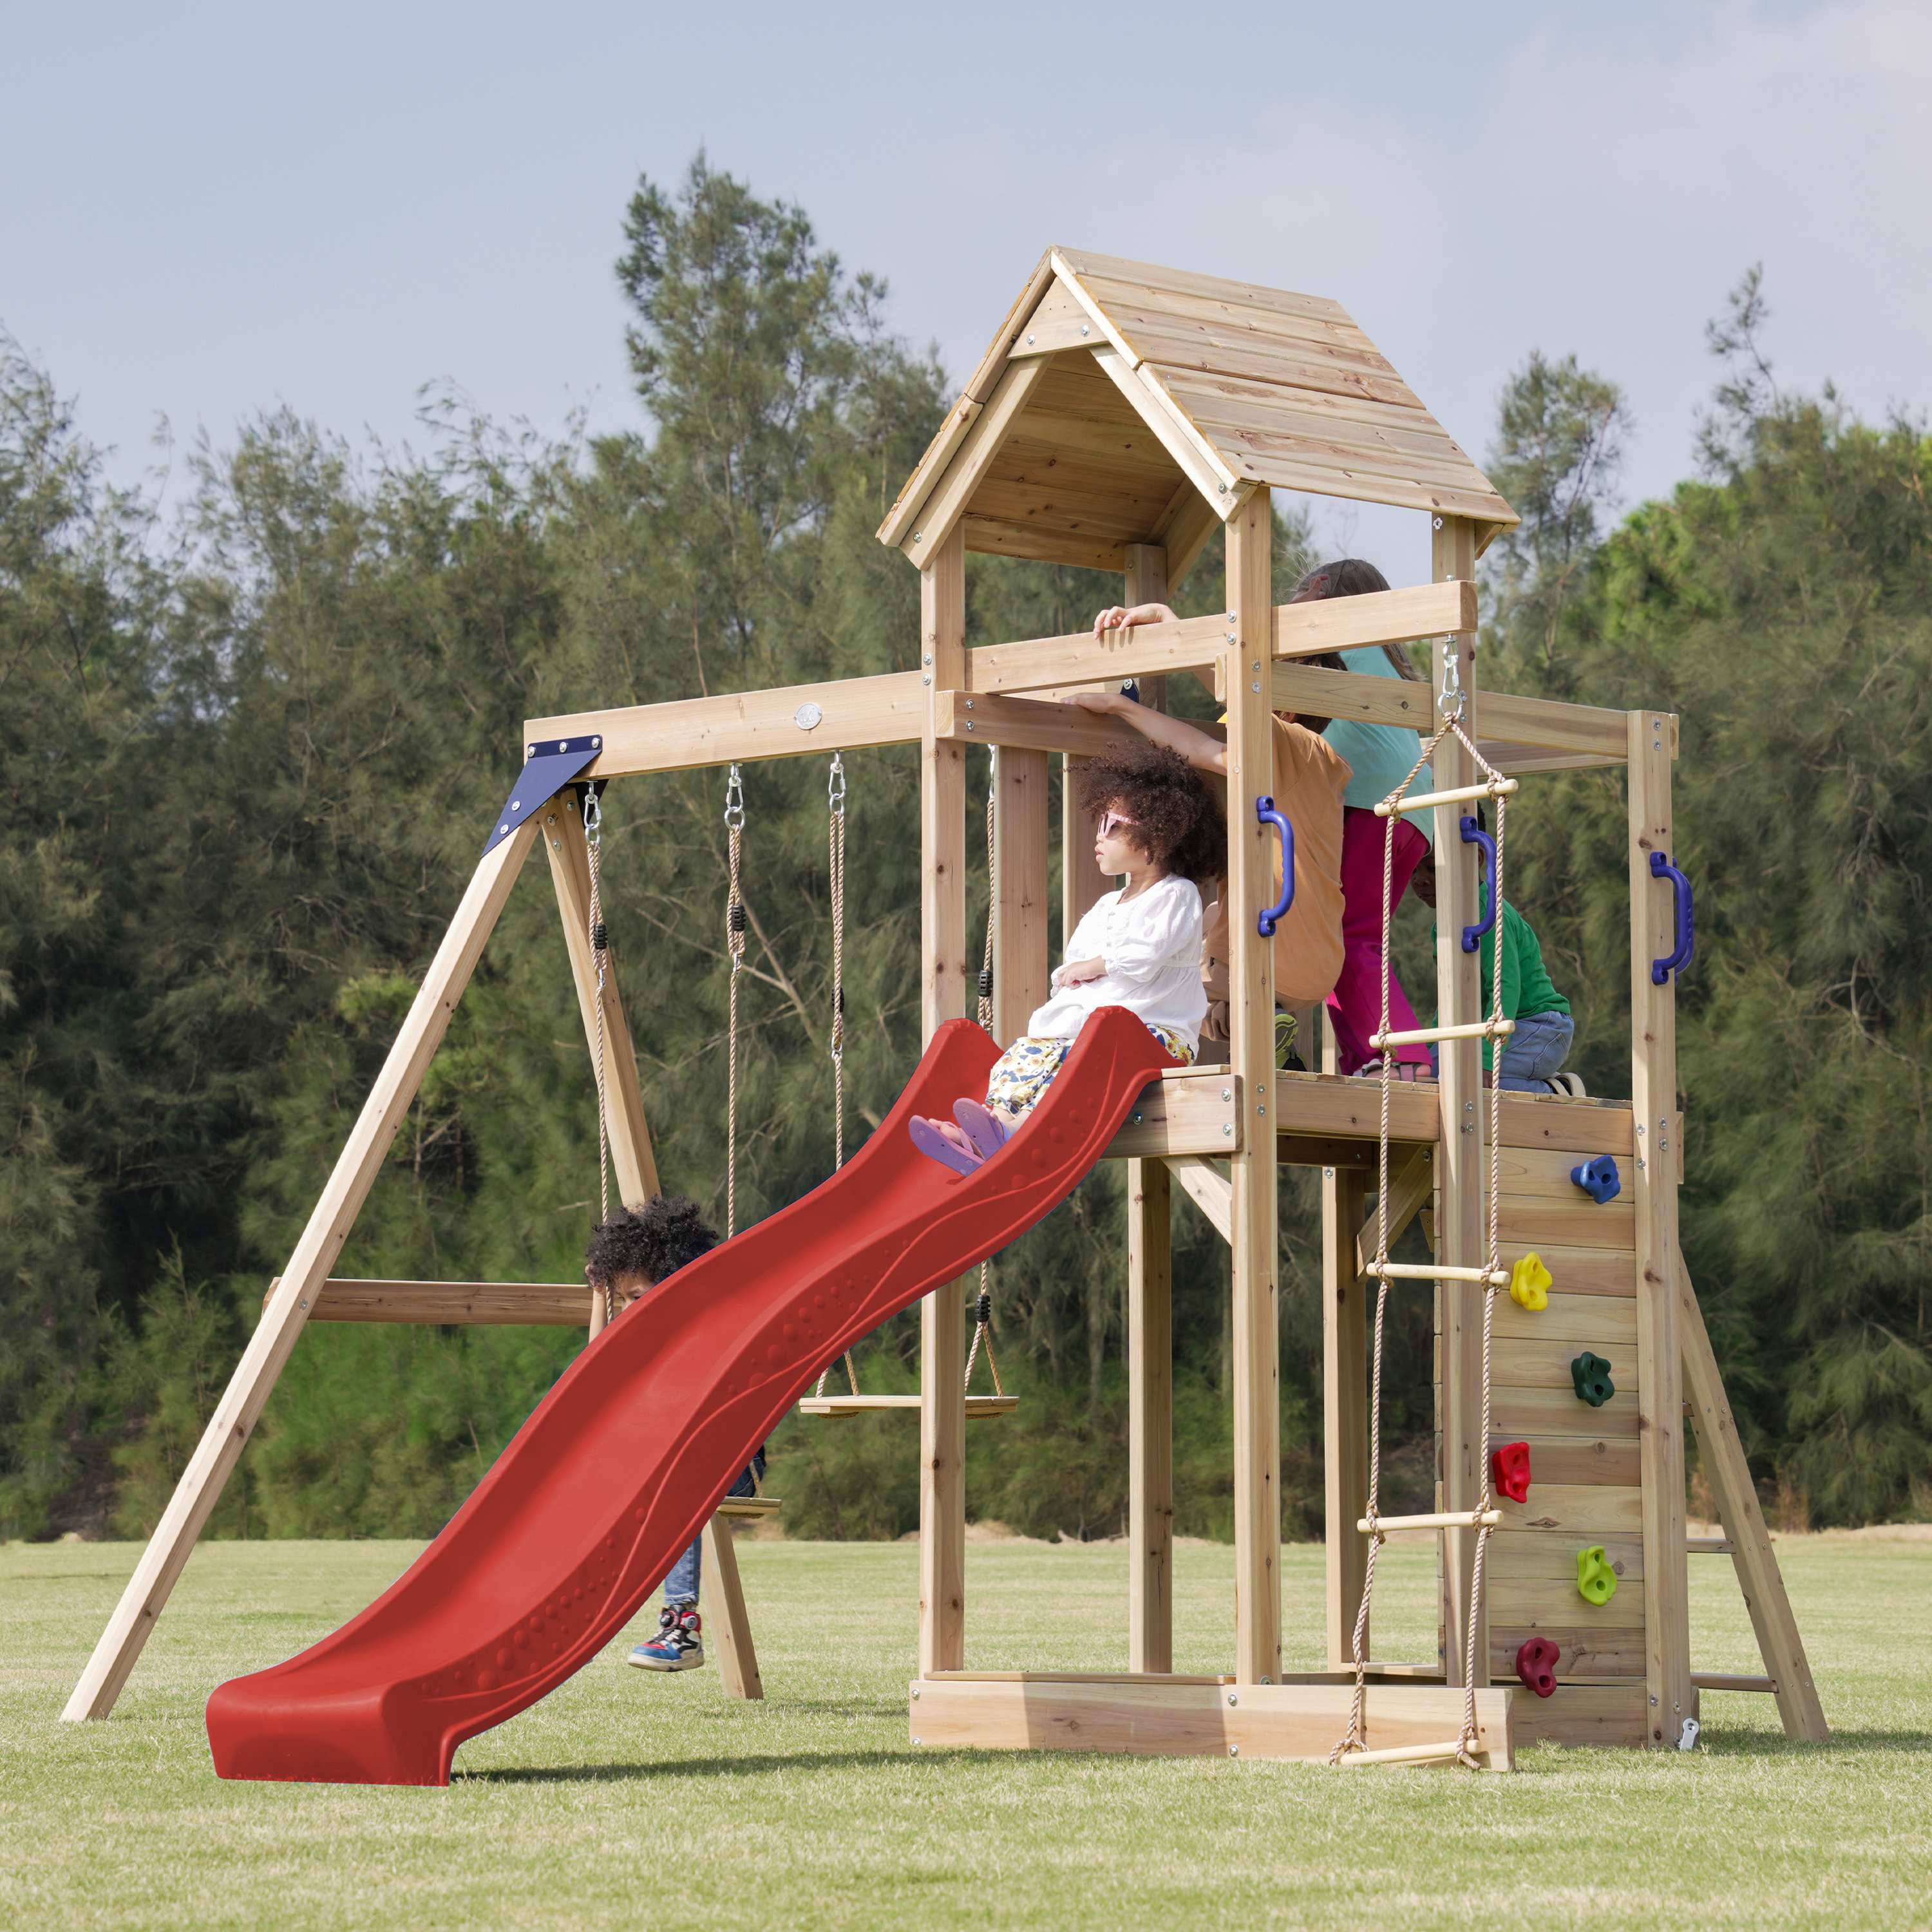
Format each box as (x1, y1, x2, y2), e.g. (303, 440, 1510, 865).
(3, 170, 1927, 1544)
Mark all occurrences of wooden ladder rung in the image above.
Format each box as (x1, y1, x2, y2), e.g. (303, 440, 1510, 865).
(714, 1497, 782, 1520)
(1692, 1672, 1778, 1694)
(1687, 1537, 1735, 1554)
(1359, 1510, 1502, 1535)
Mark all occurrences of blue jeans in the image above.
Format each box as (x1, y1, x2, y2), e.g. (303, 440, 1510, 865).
(1498, 1010, 1574, 1092)
(663, 1457, 762, 1607)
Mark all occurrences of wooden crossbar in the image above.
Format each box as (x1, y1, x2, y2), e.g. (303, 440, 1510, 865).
(1375, 779, 1517, 815)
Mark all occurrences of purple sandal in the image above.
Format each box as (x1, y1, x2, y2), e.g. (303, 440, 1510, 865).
(910, 1115, 983, 1176)
(952, 1099, 1010, 1161)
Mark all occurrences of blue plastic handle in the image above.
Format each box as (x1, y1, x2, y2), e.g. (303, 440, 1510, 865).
(1649, 851, 1695, 984)
(1256, 796, 1294, 937)
(1459, 815, 1498, 954)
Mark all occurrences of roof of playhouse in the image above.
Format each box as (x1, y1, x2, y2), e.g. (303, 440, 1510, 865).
(878, 247, 1518, 585)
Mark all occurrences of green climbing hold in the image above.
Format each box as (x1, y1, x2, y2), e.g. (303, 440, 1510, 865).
(1571, 1350, 1615, 1406)
(1577, 1545, 1619, 1606)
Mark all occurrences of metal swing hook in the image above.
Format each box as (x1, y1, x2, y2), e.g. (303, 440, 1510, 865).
(581, 782, 603, 844)
(1438, 644, 1466, 724)
(724, 764, 746, 831)
(828, 752, 846, 818)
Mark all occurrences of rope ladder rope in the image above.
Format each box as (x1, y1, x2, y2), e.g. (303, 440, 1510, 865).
(1329, 667, 1514, 1772)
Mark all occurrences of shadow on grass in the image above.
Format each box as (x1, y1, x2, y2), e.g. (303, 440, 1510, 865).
(461, 1747, 992, 1786)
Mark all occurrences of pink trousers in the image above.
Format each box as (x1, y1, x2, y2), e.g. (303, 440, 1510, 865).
(1324, 810, 1430, 1074)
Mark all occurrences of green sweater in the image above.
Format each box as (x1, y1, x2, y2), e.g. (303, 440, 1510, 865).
(1439, 890, 1570, 1069)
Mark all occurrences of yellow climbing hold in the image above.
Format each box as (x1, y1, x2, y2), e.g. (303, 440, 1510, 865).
(1577, 1545, 1620, 1606)
(1509, 1252, 1553, 1311)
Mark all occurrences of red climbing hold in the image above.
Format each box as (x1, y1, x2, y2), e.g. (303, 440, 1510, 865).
(1516, 1636, 1560, 1699)
(1491, 1441, 1532, 1504)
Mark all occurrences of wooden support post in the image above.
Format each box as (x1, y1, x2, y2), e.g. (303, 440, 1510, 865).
(1224, 489, 1281, 1685)
(1629, 708, 1693, 1745)
(1124, 543, 1170, 715)
(1323, 1164, 1369, 1668)
(992, 746, 1051, 1043)
(541, 792, 661, 1339)
(62, 820, 542, 1721)
(1431, 514, 1486, 1689)
(1675, 1247, 1828, 1741)
(701, 1517, 764, 1701)
(920, 525, 970, 1677)
(1128, 1157, 1173, 1673)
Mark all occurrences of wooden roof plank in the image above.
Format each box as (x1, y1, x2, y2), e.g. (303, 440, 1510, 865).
(1091, 346, 1242, 504)
(877, 393, 981, 548)
(1101, 303, 1406, 385)
(1122, 325, 1426, 409)
(1052, 245, 1351, 325)
(963, 248, 1059, 402)
(1077, 272, 1387, 361)
(1004, 412, 1182, 469)
(959, 516, 1126, 573)
(1231, 450, 1514, 522)
(898, 354, 1056, 564)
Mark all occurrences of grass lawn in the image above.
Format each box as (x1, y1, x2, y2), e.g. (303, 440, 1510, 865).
(3, 1528, 1928, 1929)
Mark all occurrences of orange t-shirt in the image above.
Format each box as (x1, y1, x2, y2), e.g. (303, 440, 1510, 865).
(1202, 715, 1351, 1005)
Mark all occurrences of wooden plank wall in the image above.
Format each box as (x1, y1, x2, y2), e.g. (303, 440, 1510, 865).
(1444, 1135, 1650, 1748)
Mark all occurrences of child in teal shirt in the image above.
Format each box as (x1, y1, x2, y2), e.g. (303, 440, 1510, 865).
(1413, 854, 1582, 1096)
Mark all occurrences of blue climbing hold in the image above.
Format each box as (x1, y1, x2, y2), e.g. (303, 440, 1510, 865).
(1571, 1155, 1622, 1204)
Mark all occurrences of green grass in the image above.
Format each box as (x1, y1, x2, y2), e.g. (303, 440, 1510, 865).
(3, 1531, 1929, 1929)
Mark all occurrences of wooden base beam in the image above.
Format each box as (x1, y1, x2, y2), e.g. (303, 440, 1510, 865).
(907, 1678, 1513, 1768)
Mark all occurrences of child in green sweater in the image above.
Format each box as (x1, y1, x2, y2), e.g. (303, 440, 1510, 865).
(1412, 853, 1583, 1097)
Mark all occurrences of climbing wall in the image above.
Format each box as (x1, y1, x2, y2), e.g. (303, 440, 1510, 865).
(1436, 1107, 1652, 1748)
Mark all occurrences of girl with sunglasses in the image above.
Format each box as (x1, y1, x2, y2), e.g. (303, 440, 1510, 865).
(910, 742, 1222, 1173)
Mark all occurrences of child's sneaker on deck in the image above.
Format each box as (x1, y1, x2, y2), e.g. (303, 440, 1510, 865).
(1274, 1010, 1298, 1071)
(628, 1605, 703, 1671)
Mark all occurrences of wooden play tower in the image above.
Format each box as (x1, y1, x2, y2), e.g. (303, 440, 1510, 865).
(66, 248, 1824, 1770)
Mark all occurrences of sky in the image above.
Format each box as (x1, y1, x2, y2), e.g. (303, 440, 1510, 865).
(6, 0, 1929, 584)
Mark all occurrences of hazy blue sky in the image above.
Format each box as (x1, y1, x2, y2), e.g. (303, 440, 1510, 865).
(5, 0, 1927, 582)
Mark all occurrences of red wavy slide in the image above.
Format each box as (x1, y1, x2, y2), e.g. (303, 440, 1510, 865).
(205, 1009, 1170, 1785)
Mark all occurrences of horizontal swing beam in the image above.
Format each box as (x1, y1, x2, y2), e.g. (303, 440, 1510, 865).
(523, 583, 1643, 781)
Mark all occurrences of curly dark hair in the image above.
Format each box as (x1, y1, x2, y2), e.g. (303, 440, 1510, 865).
(1074, 741, 1225, 885)
(585, 1194, 719, 1288)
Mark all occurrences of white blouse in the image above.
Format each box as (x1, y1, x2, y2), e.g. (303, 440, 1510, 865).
(1023, 874, 1207, 1052)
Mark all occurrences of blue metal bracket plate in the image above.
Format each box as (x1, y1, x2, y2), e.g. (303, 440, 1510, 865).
(483, 735, 605, 856)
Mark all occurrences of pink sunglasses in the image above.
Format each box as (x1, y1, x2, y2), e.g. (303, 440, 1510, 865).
(1097, 810, 1139, 838)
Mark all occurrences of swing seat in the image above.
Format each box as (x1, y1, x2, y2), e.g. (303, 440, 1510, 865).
(795, 1394, 1018, 1420)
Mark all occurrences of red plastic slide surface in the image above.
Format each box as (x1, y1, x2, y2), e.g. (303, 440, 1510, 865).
(205, 1009, 1169, 1785)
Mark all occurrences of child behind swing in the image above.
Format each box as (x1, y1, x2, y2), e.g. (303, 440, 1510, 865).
(911, 741, 1223, 1173)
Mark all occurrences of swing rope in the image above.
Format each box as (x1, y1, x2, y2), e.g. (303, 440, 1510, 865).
(724, 764, 746, 1242)
(815, 752, 863, 1401)
(583, 783, 616, 1328)
(1331, 653, 1513, 1771)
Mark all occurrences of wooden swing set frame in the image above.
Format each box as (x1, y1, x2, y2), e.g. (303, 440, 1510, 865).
(64, 249, 1825, 1771)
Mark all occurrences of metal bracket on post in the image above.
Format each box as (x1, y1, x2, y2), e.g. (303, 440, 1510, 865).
(485, 737, 605, 855)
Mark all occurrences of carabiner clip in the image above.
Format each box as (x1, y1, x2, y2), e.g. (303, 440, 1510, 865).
(828, 752, 846, 818)
(724, 763, 746, 831)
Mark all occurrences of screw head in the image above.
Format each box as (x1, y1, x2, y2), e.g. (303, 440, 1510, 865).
(1227, 1692, 1238, 1706)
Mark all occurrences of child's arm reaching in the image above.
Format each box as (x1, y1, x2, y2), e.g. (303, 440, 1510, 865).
(1063, 688, 1227, 775)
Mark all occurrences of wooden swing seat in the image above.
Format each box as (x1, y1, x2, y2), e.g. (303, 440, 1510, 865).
(796, 1394, 1018, 1419)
